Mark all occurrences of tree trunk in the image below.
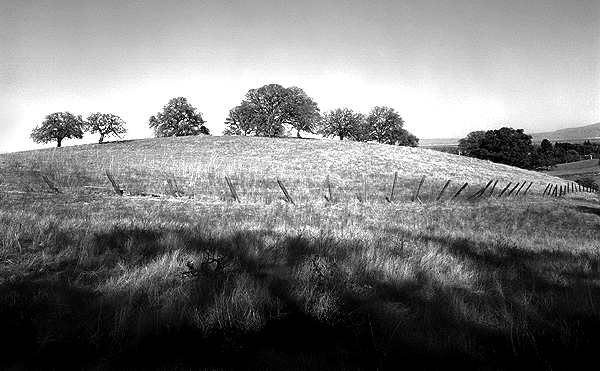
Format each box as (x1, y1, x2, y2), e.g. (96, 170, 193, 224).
(57, 138, 62, 147)
(99, 133, 105, 144)
(297, 130, 302, 138)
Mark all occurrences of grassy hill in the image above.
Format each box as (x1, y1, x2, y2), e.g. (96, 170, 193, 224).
(0, 136, 565, 203)
(1, 136, 600, 370)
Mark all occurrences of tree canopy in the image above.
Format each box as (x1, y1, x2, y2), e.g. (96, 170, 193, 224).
(223, 84, 320, 137)
(364, 106, 418, 146)
(86, 113, 127, 144)
(149, 97, 209, 137)
(30, 112, 85, 147)
(318, 108, 365, 141)
(458, 131, 486, 156)
(459, 127, 536, 169)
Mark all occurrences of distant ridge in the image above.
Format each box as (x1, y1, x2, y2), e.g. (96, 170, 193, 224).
(531, 122, 600, 142)
(420, 123, 600, 147)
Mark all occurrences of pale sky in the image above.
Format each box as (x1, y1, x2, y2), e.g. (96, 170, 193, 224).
(1, 0, 599, 152)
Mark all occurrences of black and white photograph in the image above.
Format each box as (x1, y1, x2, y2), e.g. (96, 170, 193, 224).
(1, 1, 599, 370)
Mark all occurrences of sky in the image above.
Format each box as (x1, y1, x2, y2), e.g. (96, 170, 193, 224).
(1, 0, 599, 152)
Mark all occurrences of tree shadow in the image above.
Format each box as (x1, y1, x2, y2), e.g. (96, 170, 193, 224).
(2, 224, 600, 370)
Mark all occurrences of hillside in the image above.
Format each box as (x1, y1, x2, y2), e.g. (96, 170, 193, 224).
(2, 135, 599, 371)
(547, 158, 600, 185)
(532, 122, 600, 142)
(0, 136, 565, 203)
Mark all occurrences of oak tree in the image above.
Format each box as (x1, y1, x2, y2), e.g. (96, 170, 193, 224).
(365, 106, 418, 146)
(319, 108, 365, 140)
(86, 112, 127, 144)
(30, 112, 85, 147)
(149, 97, 209, 137)
(223, 84, 320, 137)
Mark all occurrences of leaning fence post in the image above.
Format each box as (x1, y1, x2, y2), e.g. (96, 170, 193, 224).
(522, 182, 533, 196)
(489, 180, 498, 197)
(386, 172, 398, 203)
(225, 176, 240, 203)
(515, 182, 527, 196)
(469, 180, 493, 199)
(412, 175, 426, 203)
(277, 179, 295, 205)
(105, 171, 123, 196)
(436, 180, 451, 202)
(453, 182, 468, 199)
(507, 182, 521, 197)
(552, 184, 558, 197)
(324, 174, 334, 203)
(42, 175, 61, 193)
(542, 183, 551, 196)
(498, 182, 512, 197)
(166, 178, 183, 197)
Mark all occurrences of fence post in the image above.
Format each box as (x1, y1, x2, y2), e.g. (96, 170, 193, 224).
(436, 180, 451, 202)
(542, 183, 551, 196)
(412, 175, 426, 203)
(225, 176, 240, 203)
(489, 180, 498, 197)
(166, 178, 184, 197)
(42, 175, 61, 193)
(277, 179, 295, 205)
(515, 181, 527, 196)
(453, 182, 468, 199)
(552, 184, 558, 197)
(522, 181, 533, 196)
(386, 172, 398, 203)
(498, 182, 512, 197)
(507, 182, 521, 197)
(105, 171, 123, 196)
(469, 180, 493, 199)
(324, 174, 334, 203)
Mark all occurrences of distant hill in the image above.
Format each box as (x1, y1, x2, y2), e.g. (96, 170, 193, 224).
(419, 138, 460, 147)
(420, 123, 600, 147)
(531, 122, 600, 143)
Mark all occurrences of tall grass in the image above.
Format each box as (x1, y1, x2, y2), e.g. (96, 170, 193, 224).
(1, 189, 600, 370)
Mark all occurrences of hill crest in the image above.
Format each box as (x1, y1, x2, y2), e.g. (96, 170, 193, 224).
(0, 135, 565, 202)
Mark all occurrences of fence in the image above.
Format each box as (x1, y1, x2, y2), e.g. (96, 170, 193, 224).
(25, 170, 599, 205)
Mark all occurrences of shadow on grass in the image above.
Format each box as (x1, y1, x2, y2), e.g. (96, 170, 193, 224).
(1, 224, 600, 370)
(574, 205, 600, 218)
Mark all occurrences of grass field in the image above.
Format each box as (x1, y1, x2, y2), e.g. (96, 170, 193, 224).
(1, 136, 599, 370)
(546, 159, 600, 186)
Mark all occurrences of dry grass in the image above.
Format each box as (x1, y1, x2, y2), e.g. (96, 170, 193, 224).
(1, 136, 599, 370)
(1, 136, 566, 204)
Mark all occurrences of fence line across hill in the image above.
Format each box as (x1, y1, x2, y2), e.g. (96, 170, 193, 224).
(28, 171, 599, 205)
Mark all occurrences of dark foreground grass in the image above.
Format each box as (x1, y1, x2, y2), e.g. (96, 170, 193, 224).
(1, 190, 600, 370)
